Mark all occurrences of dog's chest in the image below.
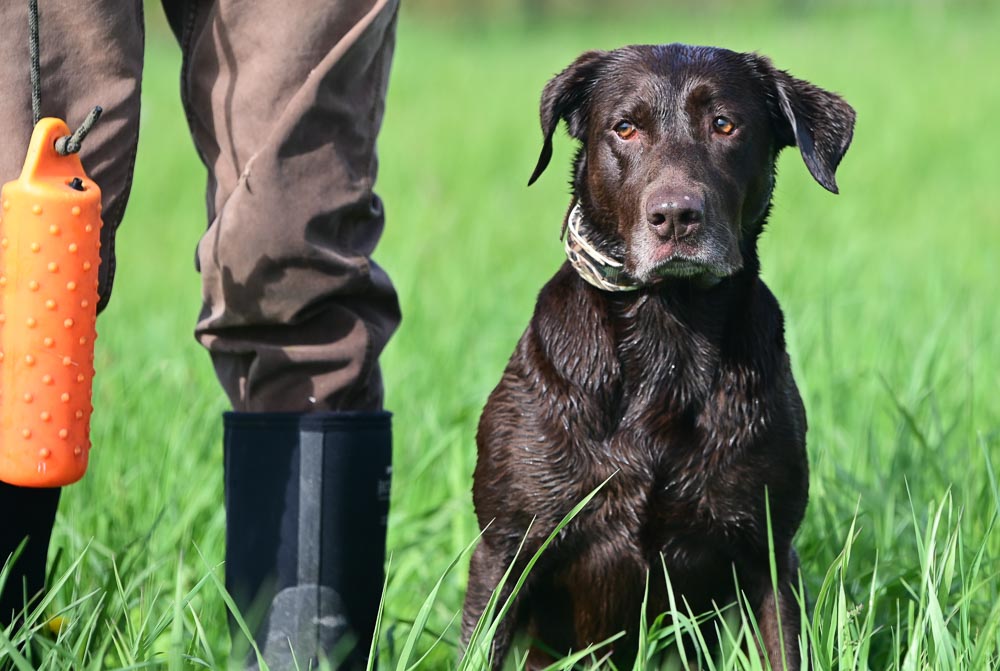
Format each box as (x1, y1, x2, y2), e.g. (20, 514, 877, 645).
(571, 350, 772, 556)
(580, 416, 765, 556)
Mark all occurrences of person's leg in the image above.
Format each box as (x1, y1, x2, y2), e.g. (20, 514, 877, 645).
(222, 412, 392, 669)
(170, 0, 401, 412)
(0, 484, 59, 624)
(0, 0, 142, 626)
(163, 0, 401, 666)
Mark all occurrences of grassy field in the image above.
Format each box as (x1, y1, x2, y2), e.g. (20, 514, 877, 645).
(3, 2, 999, 668)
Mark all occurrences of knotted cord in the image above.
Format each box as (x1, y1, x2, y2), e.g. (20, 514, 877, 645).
(28, 0, 103, 155)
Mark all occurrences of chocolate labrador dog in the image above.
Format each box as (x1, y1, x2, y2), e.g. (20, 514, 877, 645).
(462, 44, 854, 669)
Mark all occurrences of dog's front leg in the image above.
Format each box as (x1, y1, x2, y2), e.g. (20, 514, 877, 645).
(461, 542, 527, 670)
(746, 549, 803, 671)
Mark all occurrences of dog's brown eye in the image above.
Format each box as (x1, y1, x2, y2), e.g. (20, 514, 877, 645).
(713, 116, 736, 135)
(614, 121, 638, 140)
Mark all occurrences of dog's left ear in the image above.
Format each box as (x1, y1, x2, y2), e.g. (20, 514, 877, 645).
(528, 50, 609, 186)
(751, 55, 856, 194)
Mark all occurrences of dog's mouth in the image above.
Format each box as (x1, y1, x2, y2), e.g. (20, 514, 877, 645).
(635, 227, 742, 283)
(648, 242, 715, 278)
(654, 258, 715, 278)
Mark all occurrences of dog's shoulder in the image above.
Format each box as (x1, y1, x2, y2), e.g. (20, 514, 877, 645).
(530, 263, 612, 337)
(476, 263, 623, 448)
(511, 263, 622, 387)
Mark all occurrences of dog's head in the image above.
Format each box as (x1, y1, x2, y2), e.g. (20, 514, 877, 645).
(530, 44, 856, 285)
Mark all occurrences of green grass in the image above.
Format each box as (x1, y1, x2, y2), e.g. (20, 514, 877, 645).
(3, 2, 1000, 668)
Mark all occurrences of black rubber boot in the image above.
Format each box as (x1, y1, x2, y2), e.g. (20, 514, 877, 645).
(0, 482, 60, 626)
(224, 412, 392, 670)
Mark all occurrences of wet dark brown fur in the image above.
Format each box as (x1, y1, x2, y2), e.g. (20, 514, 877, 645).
(462, 44, 855, 669)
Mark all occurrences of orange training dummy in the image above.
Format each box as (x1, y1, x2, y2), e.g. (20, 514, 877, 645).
(0, 118, 102, 487)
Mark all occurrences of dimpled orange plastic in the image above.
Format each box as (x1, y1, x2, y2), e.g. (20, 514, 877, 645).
(0, 118, 102, 487)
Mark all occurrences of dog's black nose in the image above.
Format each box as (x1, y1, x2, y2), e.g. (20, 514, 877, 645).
(645, 189, 704, 240)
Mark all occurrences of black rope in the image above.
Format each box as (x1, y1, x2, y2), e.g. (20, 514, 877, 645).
(55, 106, 103, 155)
(28, 0, 41, 126)
(27, 0, 102, 155)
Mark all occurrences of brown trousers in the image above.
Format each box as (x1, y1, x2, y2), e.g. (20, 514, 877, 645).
(0, 0, 401, 413)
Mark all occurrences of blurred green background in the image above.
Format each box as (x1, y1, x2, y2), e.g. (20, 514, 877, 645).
(24, 0, 1000, 667)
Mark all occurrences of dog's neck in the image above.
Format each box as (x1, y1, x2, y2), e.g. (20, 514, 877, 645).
(601, 272, 779, 421)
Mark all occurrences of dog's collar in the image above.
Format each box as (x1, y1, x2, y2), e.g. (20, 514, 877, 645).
(564, 203, 641, 292)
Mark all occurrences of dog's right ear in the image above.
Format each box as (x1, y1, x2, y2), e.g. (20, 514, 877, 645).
(528, 50, 609, 186)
